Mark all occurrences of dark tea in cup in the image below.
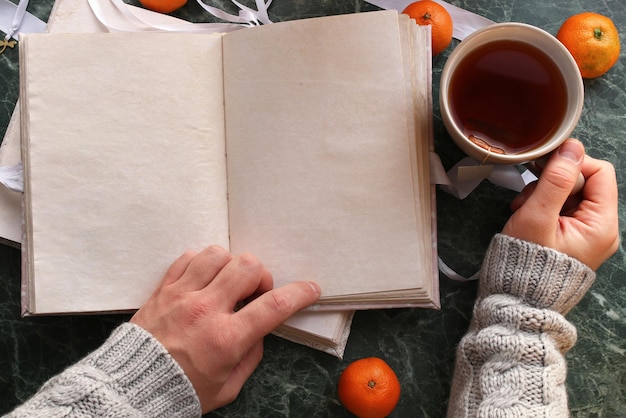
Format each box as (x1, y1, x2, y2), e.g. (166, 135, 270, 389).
(449, 40, 567, 155)
(440, 23, 584, 164)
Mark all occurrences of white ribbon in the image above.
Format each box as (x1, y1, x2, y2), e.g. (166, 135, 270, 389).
(438, 257, 480, 281)
(440, 157, 536, 200)
(86, 0, 272, 34)
(430, 153, 536, 281)
(4, 0, 27, 41)
(0, 0, 46, 41)
(196, 0, 273, 26)
(0, 162, 23, 193)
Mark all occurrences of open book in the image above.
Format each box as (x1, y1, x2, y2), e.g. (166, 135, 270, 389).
(18, 8, 437, 354)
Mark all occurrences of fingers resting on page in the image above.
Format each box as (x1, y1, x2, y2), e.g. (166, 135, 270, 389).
(503, 138, 620, 270)
(130, 245, 321, 413)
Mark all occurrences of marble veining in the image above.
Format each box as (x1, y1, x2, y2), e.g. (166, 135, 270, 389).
(0, 1, 624, 416)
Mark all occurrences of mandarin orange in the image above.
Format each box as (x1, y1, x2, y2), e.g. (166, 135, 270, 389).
(140, 0, 187, 14)
(337, 357, 401, 418)
(403, 0, 453, 55)
(557, 12, 620, 79)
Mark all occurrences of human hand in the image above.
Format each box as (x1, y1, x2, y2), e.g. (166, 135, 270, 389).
(130, 246, 321, 413)
(503, 138, 619, 270)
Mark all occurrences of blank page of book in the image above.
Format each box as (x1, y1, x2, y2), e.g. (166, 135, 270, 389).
(20, 32, 230, 313)
(223, 11, 428, 300)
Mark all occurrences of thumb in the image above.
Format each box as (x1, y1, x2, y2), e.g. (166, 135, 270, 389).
(523, 139, 585, 216)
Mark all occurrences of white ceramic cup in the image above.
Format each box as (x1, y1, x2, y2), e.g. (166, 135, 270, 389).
(439, 23, 584, 165)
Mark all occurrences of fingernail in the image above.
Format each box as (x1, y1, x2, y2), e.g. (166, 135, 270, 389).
(558, 140, 584, 163)
(307, 281, 322, 296)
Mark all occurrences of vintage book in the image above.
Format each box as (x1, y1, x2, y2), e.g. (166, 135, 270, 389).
(3, 0, 358, 358)
(18, 9, 438, 353)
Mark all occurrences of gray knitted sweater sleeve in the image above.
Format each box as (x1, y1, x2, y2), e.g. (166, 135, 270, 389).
(6, 322, 202, 417)
(447, 233, 596, 418)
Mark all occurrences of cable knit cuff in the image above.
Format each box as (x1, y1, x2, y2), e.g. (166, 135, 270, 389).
(80, 322, 201, 417)
(479, 234, 596, 315)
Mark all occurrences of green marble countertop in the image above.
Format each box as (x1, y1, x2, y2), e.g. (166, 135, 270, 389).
(0, 1, 624, 416)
